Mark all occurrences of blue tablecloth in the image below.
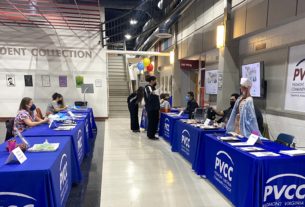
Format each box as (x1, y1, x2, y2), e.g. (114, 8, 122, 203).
(159, 113, 188, 143)
(58, 112, 94, 140)
(204, 134, 305, 207)
(0, 136, 72, 207)
(69, 107, 97, 131)
(22, 121, 87, 183)
(172, 120, 225, 169)
(140, 108, 148, 130)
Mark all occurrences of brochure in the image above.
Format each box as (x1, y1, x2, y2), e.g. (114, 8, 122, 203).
(279, 149, 305, 156)
(250, 151, 280, 157)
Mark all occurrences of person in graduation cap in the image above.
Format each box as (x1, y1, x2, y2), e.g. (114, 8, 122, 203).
(226, 78, 261, 137)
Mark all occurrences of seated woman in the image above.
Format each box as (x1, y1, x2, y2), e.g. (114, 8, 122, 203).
(13, 97, 48, 134)
(160, 93, 171, 113)
(46, 93, 67, 115)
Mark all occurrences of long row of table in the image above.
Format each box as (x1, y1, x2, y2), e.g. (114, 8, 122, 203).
(0, 107, 97, 207)
(158, 112, 305, 207)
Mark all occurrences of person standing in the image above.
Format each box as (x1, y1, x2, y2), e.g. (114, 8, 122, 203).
(127, 87, 144, 132)
(144, 76, 160, 140)
(226, 78, 261, 137)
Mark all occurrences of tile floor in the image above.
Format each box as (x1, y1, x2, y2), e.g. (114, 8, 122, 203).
(100, 118, 232, 207)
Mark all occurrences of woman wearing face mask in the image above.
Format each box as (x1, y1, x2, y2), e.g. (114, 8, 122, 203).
(226, 78, 261, 137)
(183, 91, 199, 119)
(13, 97, 49, 134)
(46, 93, 67, 115)
(144, 75, 160, 140)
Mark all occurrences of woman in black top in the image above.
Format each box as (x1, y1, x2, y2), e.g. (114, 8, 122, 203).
(127, 87, 144, 132)
(144, 76, 160, 140)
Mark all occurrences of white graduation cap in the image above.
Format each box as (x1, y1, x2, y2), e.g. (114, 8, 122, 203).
(240, 77, 252, 88)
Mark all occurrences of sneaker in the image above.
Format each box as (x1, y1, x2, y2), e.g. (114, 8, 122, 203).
(148, 136, 159, 140)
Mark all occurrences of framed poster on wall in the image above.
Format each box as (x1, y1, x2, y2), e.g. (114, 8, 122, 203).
(205, 70, 218, 95)
(285, 44, 305, 112)
(6, 75, 15, 87)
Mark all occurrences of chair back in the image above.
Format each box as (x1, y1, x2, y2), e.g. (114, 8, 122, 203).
(35, 107, 44, 119)
(5, 118, 14, 141)
(275, 133, 295, 147)
(193, 108, 204, 122)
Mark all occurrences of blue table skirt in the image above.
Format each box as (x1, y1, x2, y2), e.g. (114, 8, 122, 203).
(69, 107, 97, 131)
(159, 113, 188, 144)
(204, 134, 305, 207)
(58, 112, 94, 140)
(22, 121, 88, 183)
(172, 120, 225, 170)
(0, 136, 72, 207)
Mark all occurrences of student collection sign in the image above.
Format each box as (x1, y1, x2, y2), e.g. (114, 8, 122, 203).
(285, 44, 305, 112)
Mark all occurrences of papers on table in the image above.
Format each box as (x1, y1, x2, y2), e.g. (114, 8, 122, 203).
(279, 149, 305, 156)
(228, 142, 254, 146)
(250, 152, 280, 157)
(28, 142, 59, 152)
(238, 146, 265, 152)
(54, 126, 75, 130)
(219, 136, 241, 141)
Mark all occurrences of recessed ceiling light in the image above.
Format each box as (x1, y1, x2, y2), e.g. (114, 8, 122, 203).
(130, 19, 138, 25)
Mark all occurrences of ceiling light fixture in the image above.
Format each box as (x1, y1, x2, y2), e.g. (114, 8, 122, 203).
(130, 19, 138, 25)
(125, 34, 132, 40)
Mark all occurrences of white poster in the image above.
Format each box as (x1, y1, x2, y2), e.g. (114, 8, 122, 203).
(285, 44, 305, 112)
(241, 62, 261, 97)
(205, 70, 218, 94)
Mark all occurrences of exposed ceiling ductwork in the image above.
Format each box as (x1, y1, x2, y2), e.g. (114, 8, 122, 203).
(135, 0, 196, 51)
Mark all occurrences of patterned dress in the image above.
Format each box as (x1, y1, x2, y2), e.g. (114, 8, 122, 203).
(13, 110, 34, 135)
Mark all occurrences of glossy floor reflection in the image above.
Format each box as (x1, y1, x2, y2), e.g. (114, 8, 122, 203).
(66, 121, 105, 207)
(101, 118, 232, 207)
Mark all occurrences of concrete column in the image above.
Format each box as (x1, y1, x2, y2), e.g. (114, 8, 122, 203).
(217, 46, 240, 109)
(216, 0, 240, 109)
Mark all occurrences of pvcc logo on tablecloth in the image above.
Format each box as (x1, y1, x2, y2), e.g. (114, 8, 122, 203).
(263, 173, 305, 207)
(164, 118, 170, 132)
(214, 151, 234, 193)
(181, 129, 190, 155)
(59, 153, 68, 205)
(77, 129, 83, 161)
(0, 192, 36, 206)
(86, 120, 89, 137)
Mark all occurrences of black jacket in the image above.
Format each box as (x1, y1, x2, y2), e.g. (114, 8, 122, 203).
(127, 93, 138, 110)
(144, 85, 160, 111)
(184, 99, 199, 118)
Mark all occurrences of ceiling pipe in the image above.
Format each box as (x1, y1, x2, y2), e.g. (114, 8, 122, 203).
(136, 0, 196, 51)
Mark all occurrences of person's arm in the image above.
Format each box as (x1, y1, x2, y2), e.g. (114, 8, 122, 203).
(52, 102, 67, 112)
(212, 107, 225, 116)
(23, 117, 48, 127)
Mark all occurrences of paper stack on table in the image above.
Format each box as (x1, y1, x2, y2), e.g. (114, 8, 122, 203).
(238, 146, 265, 152)
(279, 149, 305, 156)
(54, 126, 75, 130)
(28, 140, 59, 152)
(250, 151, 280, 157)
(220, 136, 241, 141)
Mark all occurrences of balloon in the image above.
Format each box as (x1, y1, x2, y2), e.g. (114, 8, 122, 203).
(143, 58, 150, 67)
(137, 62, 144, 71)
(147, 63, 154, 72)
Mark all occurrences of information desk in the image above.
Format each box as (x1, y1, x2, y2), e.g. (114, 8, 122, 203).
(204, 134, 305, 207)
(159, 112, 188, 144)
(0, 136, 72, 207)
(172, 120, 225, 170)
(22, 121, 87, 183)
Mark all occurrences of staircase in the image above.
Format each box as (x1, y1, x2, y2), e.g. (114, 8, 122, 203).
(107, 55, 130, 118)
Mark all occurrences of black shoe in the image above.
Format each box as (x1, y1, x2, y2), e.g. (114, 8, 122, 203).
(132, 130, 140, 133)
(148, 136, 159, 140)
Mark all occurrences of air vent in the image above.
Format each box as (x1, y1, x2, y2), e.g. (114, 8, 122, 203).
(154, 32, 173, 38)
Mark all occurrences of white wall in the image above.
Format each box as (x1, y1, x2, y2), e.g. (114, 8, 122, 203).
(240, 16, 305, 148)
(0, 26, 108, 117)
